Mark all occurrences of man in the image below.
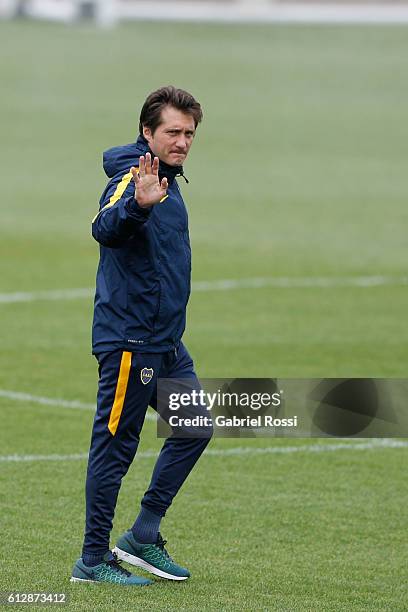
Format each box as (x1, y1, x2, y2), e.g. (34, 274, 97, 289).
(71, 86, 212, 586)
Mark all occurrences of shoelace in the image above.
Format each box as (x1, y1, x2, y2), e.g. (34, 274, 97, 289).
(106, 552, 131, 576)
(156, 533, 173, 561)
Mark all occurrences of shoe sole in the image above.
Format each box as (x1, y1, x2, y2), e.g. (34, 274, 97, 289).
(70, 575, 151, 586)
(112, 547, 189, 581)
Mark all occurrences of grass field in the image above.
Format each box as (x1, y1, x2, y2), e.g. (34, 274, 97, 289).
(0, 19, 407, 611)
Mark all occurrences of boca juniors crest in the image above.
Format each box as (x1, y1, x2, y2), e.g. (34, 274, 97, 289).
(141, 368, 154, 385)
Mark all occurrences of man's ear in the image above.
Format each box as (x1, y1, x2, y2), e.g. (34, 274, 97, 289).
(143, 126, 152, 142)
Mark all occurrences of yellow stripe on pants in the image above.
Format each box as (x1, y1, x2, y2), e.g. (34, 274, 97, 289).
(108, 351, 132, 436)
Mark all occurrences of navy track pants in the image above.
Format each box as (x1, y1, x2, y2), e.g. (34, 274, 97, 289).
(82, 342, 212, 557)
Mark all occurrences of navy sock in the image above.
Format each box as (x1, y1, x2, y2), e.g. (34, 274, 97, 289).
(131, 506, 162, 544)
(82, 552, 106, 567)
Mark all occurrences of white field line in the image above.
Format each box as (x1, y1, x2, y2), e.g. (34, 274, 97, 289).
(1, 438, 407, 463)
(192, 276, 408, 290)
(0, 389, 95, 411)
(0, 389, 156, 421)
(1, 275, 407, 304)
(0, 287, 94, 304)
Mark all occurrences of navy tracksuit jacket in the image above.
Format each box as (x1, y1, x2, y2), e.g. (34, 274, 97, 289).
(92, 135, 193, 355)
(83, 136, 212, 557)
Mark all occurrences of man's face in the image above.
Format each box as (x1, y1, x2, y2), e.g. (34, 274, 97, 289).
(143, 105, 196, 166)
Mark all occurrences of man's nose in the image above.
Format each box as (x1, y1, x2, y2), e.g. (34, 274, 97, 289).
(176, 136, 188, 151)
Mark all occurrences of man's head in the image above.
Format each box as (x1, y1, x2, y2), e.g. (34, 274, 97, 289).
(139, 86, 203, 166)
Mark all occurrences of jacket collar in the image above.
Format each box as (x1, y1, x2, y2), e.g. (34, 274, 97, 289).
(136, 135, 189, 184)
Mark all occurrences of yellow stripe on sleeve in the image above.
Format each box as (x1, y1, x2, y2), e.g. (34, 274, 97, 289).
(92, 169, 136, 223)
(108, 351, 132, 436)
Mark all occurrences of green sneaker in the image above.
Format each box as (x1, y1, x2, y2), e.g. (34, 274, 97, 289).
(113, 531, 190, 581)
(70, 551, 152, 586)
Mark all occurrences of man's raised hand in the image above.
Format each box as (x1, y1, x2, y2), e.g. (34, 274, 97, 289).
(131, 152, 168, 208)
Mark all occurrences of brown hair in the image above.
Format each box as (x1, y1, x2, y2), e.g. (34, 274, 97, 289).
(139, 86, 203, 136)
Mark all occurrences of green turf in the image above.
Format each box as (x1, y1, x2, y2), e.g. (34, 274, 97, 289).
(0, 19, 407, 611)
